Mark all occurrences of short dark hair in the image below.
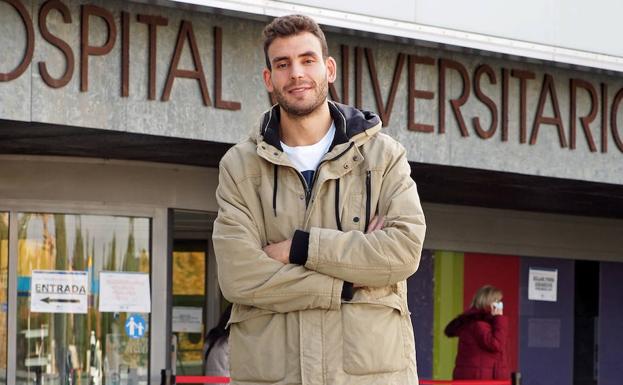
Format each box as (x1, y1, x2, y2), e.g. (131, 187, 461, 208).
(262, 14, 329, 69)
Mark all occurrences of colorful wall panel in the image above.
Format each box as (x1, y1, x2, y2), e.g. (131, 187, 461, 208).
(598, 261, 623, 385)
(463, 252, 520, 373)
(419, 249, 618, 384)
(432, 251, 464, 379)
(408, 249, 434, 378)
(519, 257, 574, 385)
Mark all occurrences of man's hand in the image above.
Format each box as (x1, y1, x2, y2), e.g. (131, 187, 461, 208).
(264, 217, 384, 279)
(353, 216, 386, 288)
(263, 239, 292, 264)
(366, 215, 385, 233)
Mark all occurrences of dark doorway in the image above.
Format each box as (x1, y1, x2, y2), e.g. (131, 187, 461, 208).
(169, 210, 218, 375)
(573, 260, 599, 385)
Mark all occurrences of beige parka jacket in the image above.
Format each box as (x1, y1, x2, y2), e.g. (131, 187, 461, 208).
(213, 101, 426, 385)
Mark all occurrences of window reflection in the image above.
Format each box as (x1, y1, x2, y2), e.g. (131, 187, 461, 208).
(0, 213, 8, 385)
(172, 241, 206, 375)
(16, 214, 150, 385)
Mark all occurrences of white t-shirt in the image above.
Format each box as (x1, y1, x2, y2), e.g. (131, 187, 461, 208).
(281, 122, 336, 186)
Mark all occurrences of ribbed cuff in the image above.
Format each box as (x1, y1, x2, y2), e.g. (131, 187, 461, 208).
(341, 282, 354, 301)
(289, 230, 310, 265)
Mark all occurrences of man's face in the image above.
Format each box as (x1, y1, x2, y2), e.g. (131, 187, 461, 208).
(263, 32, 336, 117)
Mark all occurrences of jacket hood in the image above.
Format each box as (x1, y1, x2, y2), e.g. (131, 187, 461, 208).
(253, 101, 382, 222)
(444, 307, 494, 337)
(255, 101, 382, 150)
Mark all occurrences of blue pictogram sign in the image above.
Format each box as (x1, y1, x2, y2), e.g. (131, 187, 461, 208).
(125, 314, 147, 339)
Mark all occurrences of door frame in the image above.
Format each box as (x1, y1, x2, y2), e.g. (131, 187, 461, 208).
(1, 200, 169, 385)
(168, 209, 220, 375)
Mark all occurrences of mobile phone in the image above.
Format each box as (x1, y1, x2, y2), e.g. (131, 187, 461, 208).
(493, 301, 503, 310)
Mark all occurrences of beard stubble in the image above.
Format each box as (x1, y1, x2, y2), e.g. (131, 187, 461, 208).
(273, 78, 329, 117)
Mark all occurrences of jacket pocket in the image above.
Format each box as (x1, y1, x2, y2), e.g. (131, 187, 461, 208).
(341, 300, 408, 374)
(347, 192, 364, 231)
(229, 312, 287, 382)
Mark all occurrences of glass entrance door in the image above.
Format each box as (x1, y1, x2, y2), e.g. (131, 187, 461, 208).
(171, 239, 206, 375)
(14, 213, 151, 385)
(170, 210, 221, 377)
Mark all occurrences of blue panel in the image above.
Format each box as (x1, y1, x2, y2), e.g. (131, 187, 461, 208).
(598, 262, 623, 385)
(519, 257, 574, 385)
(408, 249, 434, 379)
(17, 276, 30, 292)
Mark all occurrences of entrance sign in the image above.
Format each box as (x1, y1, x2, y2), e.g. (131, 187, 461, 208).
(99, 272, 151, 313)
(528, 268, 558, 302)
(30, 270, 88, 313)
(172, 307, 203, 333)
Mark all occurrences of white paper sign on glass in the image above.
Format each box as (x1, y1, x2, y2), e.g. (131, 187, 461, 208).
(30, 270, 88, 314)
(99, 272, 151, 313)
(172, 307, 203, 333)
(528, 268, 558, 302)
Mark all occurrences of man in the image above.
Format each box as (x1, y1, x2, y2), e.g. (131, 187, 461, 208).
(213, 14, 426, 385)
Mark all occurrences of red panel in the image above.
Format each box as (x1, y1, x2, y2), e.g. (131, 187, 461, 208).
(463, 253, 520, 373)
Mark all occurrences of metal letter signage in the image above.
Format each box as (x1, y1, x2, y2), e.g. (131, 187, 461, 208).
(1, 0, 622, 167)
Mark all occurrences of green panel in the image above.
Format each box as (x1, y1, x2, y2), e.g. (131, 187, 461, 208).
(433, 251, 464, 380)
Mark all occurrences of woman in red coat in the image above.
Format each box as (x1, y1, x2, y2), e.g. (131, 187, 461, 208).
(444, 285, 509, 380)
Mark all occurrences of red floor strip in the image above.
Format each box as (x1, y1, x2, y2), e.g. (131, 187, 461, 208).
(419, 380, 511, 385)
(175, 376, 231, 384)
(174, 375, 510, 385)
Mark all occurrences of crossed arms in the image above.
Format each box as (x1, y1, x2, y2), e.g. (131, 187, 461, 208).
(212, 146, 426, 313)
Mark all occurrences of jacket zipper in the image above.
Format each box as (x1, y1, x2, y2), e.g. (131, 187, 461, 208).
(309, 142, 354, 192)
(296, 142, 355, 208)
(295, 172, 311, 206)
(364, 170, 371, 232)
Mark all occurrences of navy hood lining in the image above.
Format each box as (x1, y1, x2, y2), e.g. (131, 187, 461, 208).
(263, 101, 380, 223)
(260, 101, 380, 151)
